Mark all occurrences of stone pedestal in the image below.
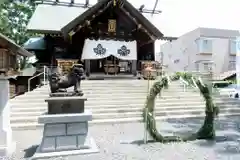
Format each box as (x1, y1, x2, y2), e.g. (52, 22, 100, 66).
(32, 97, 99, 159)
(0, 77, 16, 157)
(46, 96, 86, 114)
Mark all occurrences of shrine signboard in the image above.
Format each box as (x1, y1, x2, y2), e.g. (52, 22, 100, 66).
(108, 19, 116, 33)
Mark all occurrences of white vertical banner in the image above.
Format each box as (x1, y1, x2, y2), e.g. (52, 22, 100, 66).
(236, 36, 240, 85)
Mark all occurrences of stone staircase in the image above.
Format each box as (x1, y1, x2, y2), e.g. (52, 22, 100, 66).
(9, 79, 240, 130)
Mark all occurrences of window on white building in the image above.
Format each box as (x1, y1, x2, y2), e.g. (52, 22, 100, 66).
(228, 61, 236, 70)
(195, 63, 199, 71)
(203, 39, 212, 52)
(230, 40, 236, 53)
(203, 63, 212, 71)
(198, 38, 212, 53)
(203, 63, 209, 71)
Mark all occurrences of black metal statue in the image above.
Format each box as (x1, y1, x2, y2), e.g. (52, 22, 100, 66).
(48, 64, 84, 97)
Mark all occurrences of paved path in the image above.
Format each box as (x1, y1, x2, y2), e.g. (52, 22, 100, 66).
(7, 115, 240, 160)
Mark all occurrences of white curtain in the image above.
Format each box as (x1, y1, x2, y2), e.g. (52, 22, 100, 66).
(81, 39, 137, 60)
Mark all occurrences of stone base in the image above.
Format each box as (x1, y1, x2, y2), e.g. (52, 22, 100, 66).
(32, 137, 99, 160)
(49, 91, 84, 97)
(33, 110, 99, 159)
(0, 141, 16, 157)
(45, 96, 87, 114)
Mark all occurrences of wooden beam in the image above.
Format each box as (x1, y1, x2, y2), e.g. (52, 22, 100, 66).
(69, 0, 113, 37)
(120, 7, 156, 41)
(139, 39, 153, 47)
(0, 48, 8, 52)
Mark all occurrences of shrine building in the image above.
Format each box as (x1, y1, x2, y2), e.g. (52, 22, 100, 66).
(26, 0, 174, 76)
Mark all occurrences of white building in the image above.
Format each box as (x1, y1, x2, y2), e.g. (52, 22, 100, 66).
(160, 27, 239, 74)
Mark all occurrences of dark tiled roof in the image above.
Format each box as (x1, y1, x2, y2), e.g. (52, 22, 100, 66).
(0, 33, 33, 57)
(61, 0, 163, 38)
(23, 37, 46, 50)
(123, 0, 163, 38)
(27, 4, 88, 33)
(161, 36, 178, 41)
(28, 0, 164, 39)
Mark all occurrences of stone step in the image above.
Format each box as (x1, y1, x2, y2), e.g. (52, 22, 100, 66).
(11, 96, 205, 103)
(41, 80, 181, 85)
(10, 112, 240, 130)
(11, 105, 206, 116)
(13, 94, 202, 100)
(11, 104, 204, 113)
(92, 107, 240, 119)
(37, 82, 183, 87)
(10, 100, 238, 112)
(10, 94, 233, 102)
(27, 88, 187, 94)
(15, 92, 227, 102)
(10, 106, 240, 124)
(32, 82, 182, 89)
(35, 86, 185, 91)
(21, 90, 199, 97)
(9, 99, 239, 107)
(10, 105, 238, 117)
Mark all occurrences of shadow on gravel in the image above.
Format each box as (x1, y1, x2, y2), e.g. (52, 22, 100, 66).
(23, 145, 38, 158)
(164, 115, 240, 155)
(121, 140, 156, 146)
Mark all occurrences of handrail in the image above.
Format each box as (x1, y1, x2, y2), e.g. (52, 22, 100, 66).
(166, 74, 171, 84)
(179, 76, 189, 85)
(179, 76, 188, 92)
(191, 77, 198, 88)
(28, 72, 44, 92)
(27, 65, 49, 92)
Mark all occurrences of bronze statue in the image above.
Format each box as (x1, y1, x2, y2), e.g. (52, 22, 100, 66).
(48, 64, 84, 96)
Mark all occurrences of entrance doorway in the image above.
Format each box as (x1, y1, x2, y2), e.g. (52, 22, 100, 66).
(118, 60, 131, 74)
(89, 55, 132, 75)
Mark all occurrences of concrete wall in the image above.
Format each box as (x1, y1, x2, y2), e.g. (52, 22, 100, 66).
(0, 77, 13, 156)
(161, 27, 239, 74)
(161, 28, 200, 72)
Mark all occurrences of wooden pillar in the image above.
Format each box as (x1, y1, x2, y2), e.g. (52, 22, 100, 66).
(85, 60, 90, 76)
(0, 77, 15, 156)
(132, 60, 137, 76)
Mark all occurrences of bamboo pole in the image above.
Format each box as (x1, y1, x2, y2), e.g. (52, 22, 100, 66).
(144, 65, 153, 144)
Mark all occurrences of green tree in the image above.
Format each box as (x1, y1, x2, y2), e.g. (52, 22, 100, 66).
(0, 0, 35, 45)
(0, 0, 36, 70)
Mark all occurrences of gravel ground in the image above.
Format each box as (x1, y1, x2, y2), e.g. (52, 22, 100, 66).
(6, 115, 240, 160)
